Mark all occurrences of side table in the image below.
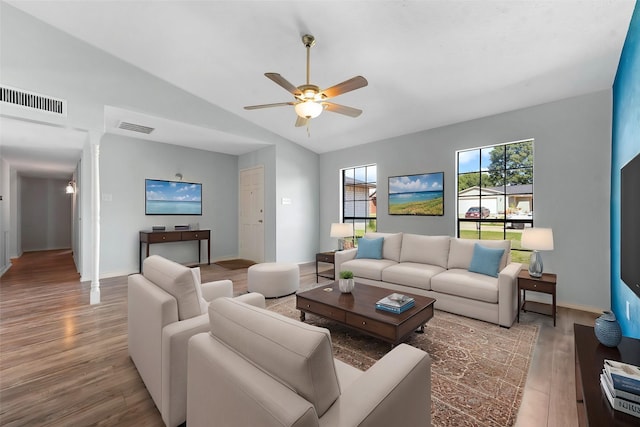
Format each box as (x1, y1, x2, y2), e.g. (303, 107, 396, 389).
(315, 251, 335, 282)
(517, 270, 557, 326)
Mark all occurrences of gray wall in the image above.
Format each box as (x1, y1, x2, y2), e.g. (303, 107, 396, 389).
(275, 142, 320, 263)
(100, 134, 239, 277)
(319, 90, 612, 311)
(21, 177, 72, 251)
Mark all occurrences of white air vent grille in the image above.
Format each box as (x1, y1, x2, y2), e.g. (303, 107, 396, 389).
(0, 85, 66, 116)
(118, 121, 155, 134)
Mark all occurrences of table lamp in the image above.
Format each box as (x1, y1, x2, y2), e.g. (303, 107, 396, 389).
(330, 223, 353, 251)
(521, 227, 554, 278)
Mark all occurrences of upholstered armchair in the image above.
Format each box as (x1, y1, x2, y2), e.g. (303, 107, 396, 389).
(187, 298, 431, 427)
(128, 255, 265, 427)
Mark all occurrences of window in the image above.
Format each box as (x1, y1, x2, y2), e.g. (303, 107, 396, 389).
(457, 140, 533, 264)
(342, 164, 377, 244)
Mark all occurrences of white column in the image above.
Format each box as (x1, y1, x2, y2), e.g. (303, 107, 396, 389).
(90, 137, 101, 305)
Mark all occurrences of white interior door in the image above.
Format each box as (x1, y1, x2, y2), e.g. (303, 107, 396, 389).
(239, 166, 264, 262)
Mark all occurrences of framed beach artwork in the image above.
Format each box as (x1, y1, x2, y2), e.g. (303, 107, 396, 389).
(145, 179, 203, 215)
(388, 172, 444, 216)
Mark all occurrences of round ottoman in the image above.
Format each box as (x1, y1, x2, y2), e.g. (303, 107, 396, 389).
(247, 262, 300, 298)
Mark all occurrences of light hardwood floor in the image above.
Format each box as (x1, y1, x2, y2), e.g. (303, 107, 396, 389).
(0, 250, 598, 426)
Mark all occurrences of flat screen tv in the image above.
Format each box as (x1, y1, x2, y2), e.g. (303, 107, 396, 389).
(145, 179, 202, 215)
(621, 152, 640, 298)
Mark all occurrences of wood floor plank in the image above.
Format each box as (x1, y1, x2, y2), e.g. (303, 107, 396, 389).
(0, 249, 600, 426)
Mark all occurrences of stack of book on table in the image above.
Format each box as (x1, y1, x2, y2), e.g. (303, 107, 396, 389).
(600, 359, 640, 419)
(375, 293, 415, 314)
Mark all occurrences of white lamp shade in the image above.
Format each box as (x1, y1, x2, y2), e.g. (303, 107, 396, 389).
(294, 100, 323, 119)
(521, 228, 554, 251)
(330, 223, 352, 238)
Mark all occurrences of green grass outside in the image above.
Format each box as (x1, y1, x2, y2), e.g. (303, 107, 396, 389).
(389, 197, 443, 216)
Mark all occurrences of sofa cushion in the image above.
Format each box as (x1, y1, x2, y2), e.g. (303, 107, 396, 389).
(447, 238, 511, 272)
(356, 237, 384, 259)
(208, 298, 340, 418)
(364, 232, 403, 262)
(468, 244, 505, 278)
(142, 255, 201, 320)
(431, 269, 499, 303)
(341, 258, 398, 281)
(382, 262, 445, 291)
(190, 267, 209, 314)
(400, 234, 450, 268)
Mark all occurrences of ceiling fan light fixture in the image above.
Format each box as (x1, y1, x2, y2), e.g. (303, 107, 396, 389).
(295, 100, 323, 119)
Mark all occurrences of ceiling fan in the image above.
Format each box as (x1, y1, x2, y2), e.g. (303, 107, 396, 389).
(244, 34, 368, 128)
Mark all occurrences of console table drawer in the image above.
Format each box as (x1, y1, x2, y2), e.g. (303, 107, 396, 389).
(146, 232, 182, 243)
(519, 278, 555, 293)
(297, 299, 345, 322)
(316, 252, 335, 263)
(182, 230, 210, 241)
(346, 313, 396, 341)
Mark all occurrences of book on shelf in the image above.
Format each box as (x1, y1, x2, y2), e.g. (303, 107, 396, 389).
(602, 368, 640, 403)
(375, 300, 415, 314)
(600, 373, 640, 419)
(376, 293, 415, 309)
(604, 359, 640, 395)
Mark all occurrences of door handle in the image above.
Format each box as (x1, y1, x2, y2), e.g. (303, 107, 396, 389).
(258, 220, 263, 223)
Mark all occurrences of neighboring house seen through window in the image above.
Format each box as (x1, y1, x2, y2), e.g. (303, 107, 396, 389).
(457, 140, 534, 264)
(342, 164, 377, 246)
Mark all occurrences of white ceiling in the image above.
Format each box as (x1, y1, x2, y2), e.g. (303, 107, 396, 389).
(1, 0, 636, 178)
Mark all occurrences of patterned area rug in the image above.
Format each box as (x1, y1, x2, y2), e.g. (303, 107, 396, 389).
(267, 295, 538, 427)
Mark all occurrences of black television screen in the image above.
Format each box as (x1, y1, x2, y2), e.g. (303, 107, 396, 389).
(621, 152, 640, 298)
(145, 179, 202, 215)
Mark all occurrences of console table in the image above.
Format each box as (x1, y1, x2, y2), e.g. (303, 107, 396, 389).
(139, 230, 210, 273)
(574, 323, 640, 426)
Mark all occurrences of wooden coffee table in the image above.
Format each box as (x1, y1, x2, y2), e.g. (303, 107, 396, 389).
(296, 282, 435, 345)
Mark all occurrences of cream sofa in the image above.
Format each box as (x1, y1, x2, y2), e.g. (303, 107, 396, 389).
(128, 255, 265, 427)
(187, 297, 432, 427)
(335, 233, 522, 328)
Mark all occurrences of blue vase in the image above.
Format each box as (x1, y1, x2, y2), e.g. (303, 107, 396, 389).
(594, 311, 622, 347)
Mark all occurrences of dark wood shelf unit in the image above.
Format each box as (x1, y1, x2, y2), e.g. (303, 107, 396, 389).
(574, 323, 640, 426)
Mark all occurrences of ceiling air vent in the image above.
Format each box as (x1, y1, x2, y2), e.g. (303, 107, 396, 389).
(0, 85, 67, 116)
(117, 121, 155, 134)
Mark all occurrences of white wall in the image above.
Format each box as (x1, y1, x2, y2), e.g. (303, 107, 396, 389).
(100, 134, 240, 277)
(319, 90, 612, 311)
(0, 158, 9, 274)
(239, 146, 277, 261)
(20, 177, 72, 251)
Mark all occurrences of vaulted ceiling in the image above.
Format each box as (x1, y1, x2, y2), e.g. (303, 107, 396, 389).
(0, 0, 636, 178)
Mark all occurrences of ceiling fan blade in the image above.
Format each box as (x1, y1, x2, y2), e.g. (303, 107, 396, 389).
(265, 73, 302, 97)
(322, 102, 362, 118)
(295, 116, 309, 127)
(320, 76, 368, 100)
(244, 102, 294, 110)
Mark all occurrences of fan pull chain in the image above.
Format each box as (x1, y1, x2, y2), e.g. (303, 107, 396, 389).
(307, 121, 311, 138)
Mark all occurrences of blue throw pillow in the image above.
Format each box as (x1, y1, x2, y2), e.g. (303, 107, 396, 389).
(356, 237, 384, 259)
(468, 244, 505, 277)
